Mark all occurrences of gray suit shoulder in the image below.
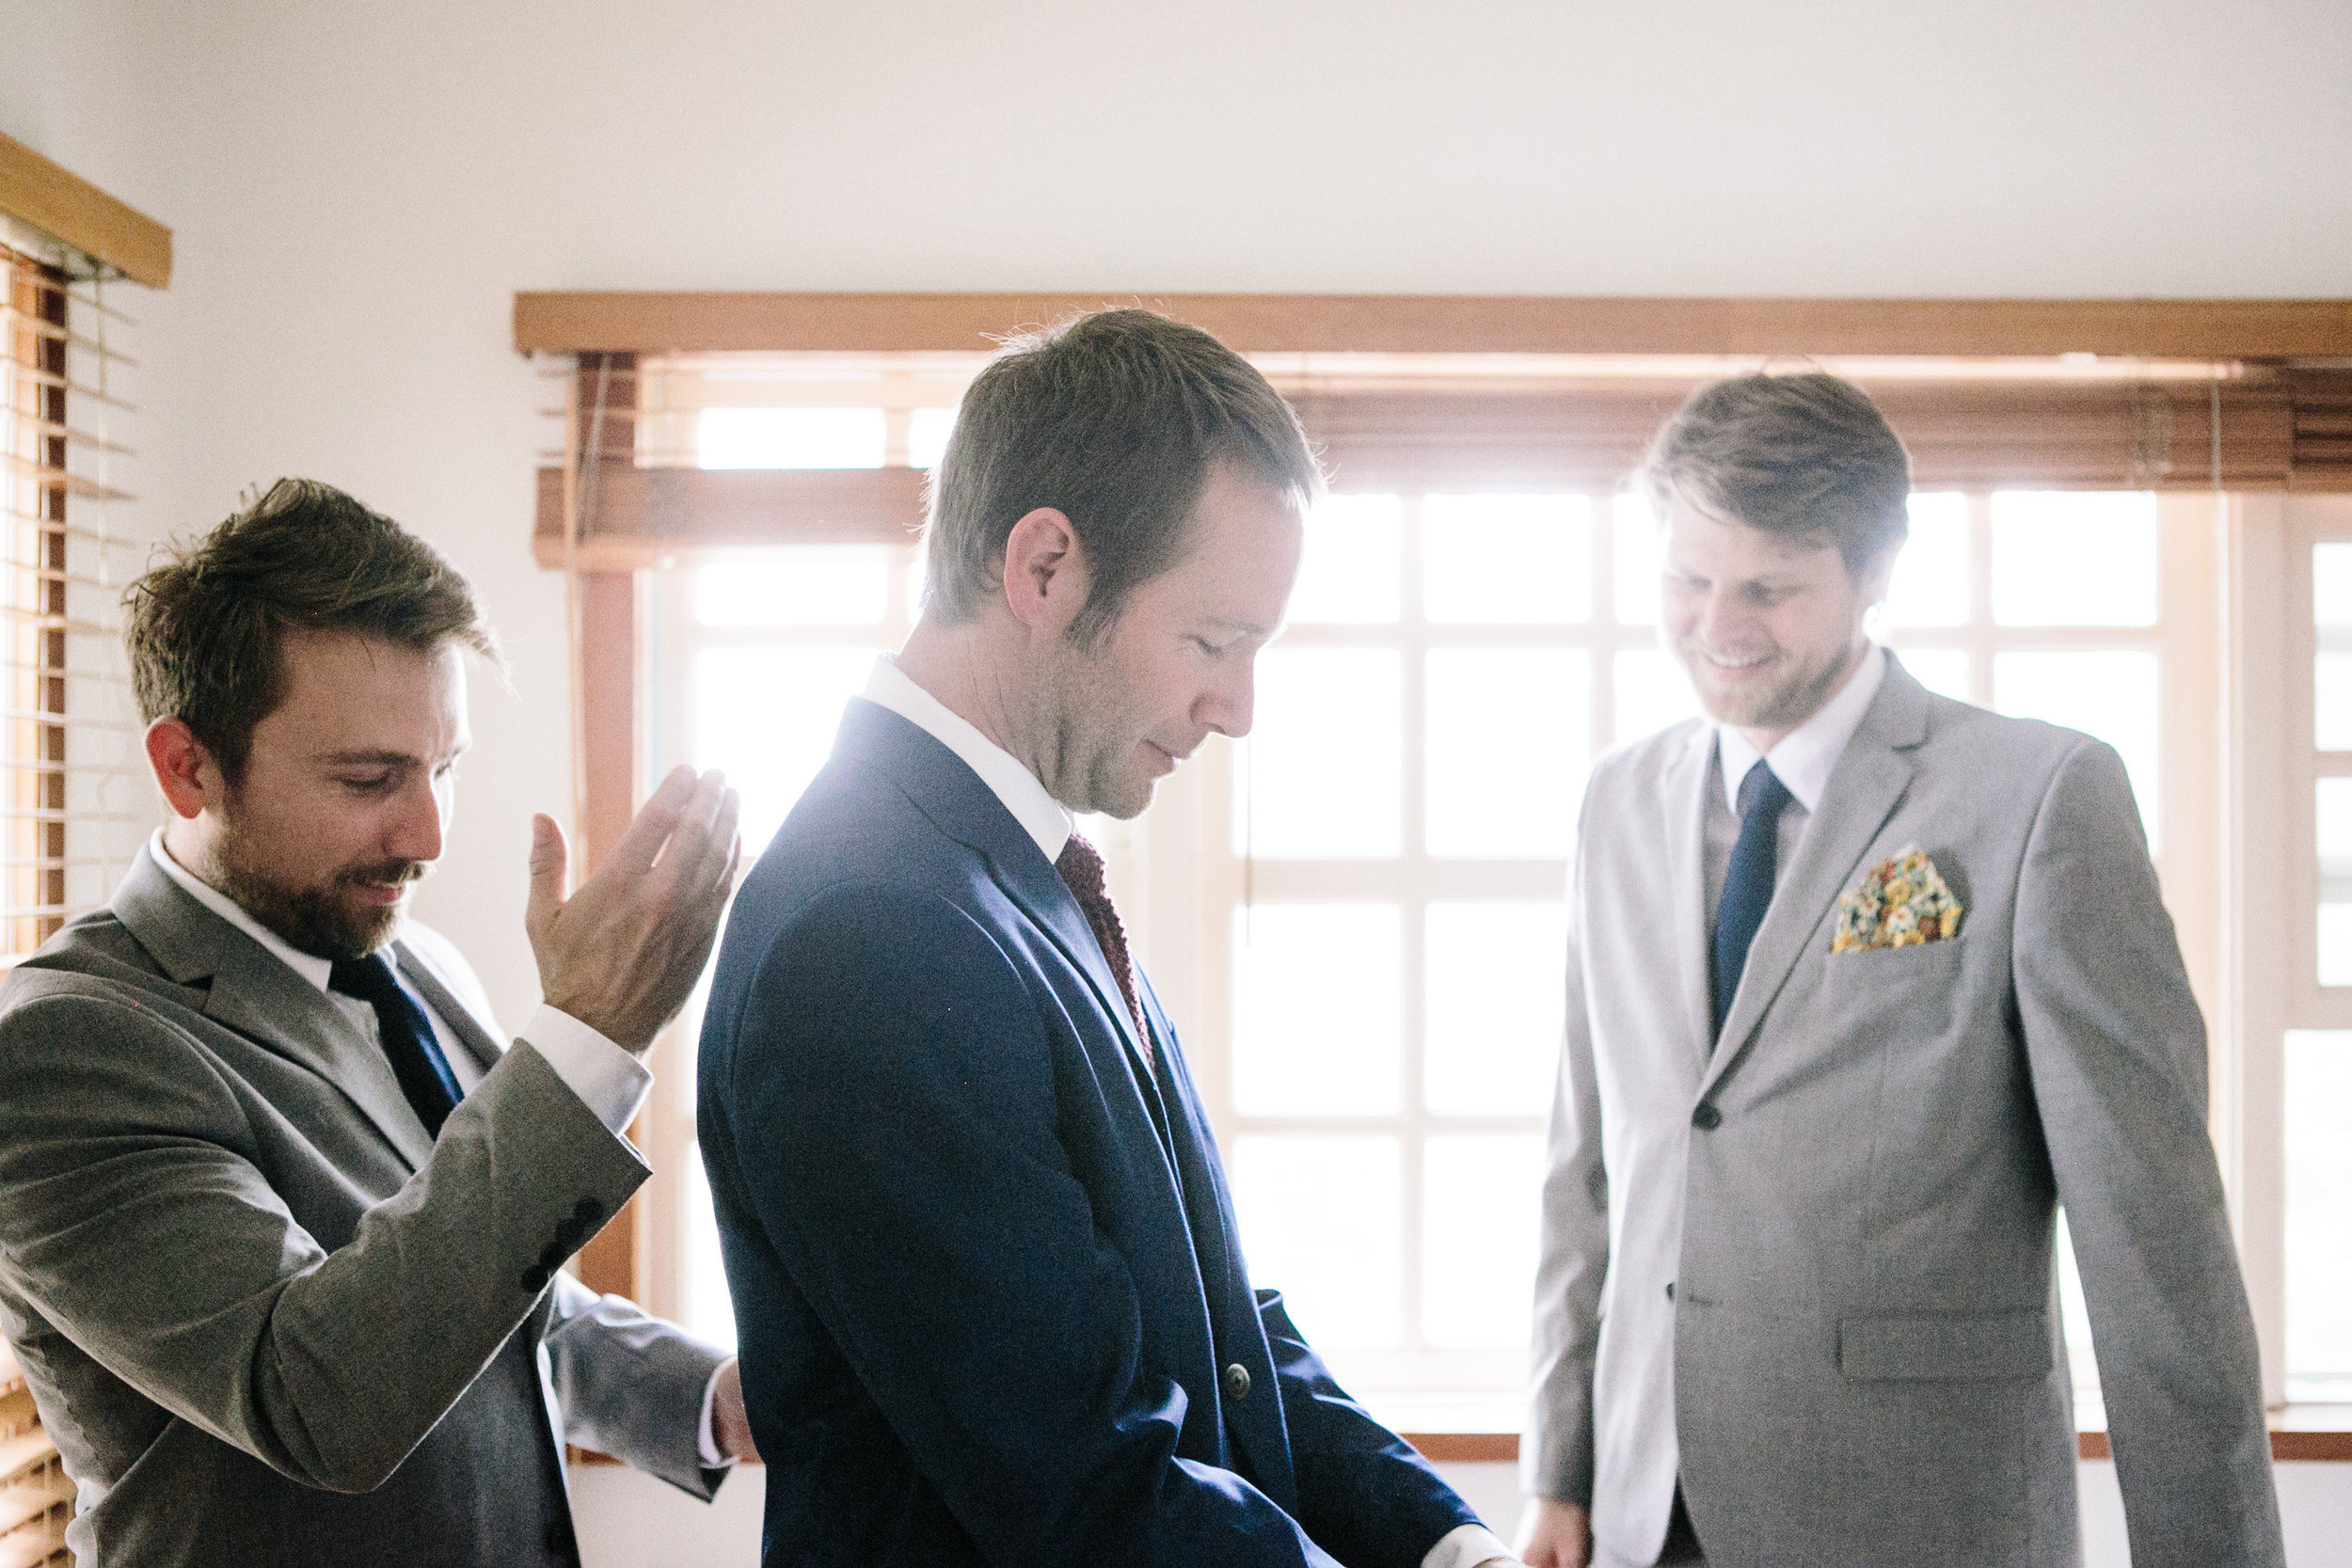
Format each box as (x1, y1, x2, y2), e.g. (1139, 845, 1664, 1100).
(0, 910, 180, 1015)
(1909, 686, 2122, 802)
(1585, 717, 1709, 809)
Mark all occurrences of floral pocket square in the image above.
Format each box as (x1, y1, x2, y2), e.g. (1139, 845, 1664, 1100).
(1833, 845, 1963, 953)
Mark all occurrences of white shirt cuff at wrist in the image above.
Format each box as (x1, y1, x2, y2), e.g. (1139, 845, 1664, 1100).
(518, 1005, 653, 1135)
(697, 1358, 737, 1468)
(1422, 1523, 1518, 1568)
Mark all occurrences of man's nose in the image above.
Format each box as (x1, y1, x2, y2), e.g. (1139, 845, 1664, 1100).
(1692, 587, 1755, 647)
(387, 777, 445, 863)
(1201, 659, 1257, 739)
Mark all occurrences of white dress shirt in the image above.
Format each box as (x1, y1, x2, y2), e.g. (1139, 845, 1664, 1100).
(149, 830, 736, 1468)
(1704, 643, 1887, 926)
(857, 658, 1516, 1568)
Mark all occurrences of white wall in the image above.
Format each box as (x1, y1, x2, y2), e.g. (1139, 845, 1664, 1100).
(8, 1, 2352, 1559)
(8, 0, 2350, 1015)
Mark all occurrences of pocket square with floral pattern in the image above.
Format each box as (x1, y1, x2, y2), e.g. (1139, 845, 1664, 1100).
(1832, 845, 1963, 953)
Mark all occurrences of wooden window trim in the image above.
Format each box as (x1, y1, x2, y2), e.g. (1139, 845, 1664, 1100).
(544, 295, 2352, 1455)
(0, 132, 170, 290)
(515, 292, 2352, 361)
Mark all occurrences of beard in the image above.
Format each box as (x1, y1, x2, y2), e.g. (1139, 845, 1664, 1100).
(206, 816, 429, 960)
(1034, 634, 1164, 821)
(1678, 633, 1866, 735)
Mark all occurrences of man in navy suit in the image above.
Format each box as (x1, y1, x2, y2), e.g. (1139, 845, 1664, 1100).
(699, 309, 1515, 1568)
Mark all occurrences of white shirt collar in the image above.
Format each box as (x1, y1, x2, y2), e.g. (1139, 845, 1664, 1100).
(148, 828, 338, 990)
(1716, 642, 1887, 816)
(861, 655, 1073, 862)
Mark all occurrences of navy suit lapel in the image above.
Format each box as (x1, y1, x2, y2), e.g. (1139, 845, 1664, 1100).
(836, 701, 1167, 1114)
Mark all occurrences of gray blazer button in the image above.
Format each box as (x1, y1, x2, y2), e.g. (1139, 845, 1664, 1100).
(1222, 1362, 1251, 1402)
(1665, 1281, 1675, 1300)
(1691, 1101, 1723, 1131)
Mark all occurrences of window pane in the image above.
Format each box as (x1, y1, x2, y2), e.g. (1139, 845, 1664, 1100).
(1426, 650, 1587, 857)
(2320, 780, 2352, 987)
(1423, 1135, 1545, 1350)
(1991, 651, 2160, 852)
(682, 1148, 739, 1354)
(1289, 495, 1401, 625)
(1614, 647, 1700, 745)
(1613, 492, 1662, 625)
(2287, 1031, 2352, 1401)
(1235, 649, 1401, 856)
(698, 406, 885, 469)
(1988, 492, 2158, 626)
(2314, 543, 2352, 628)
(695, 548, 889, 626)
(1232, 1135, 1400, 1348)
(694, 645, 879, 854)
(1880, 492, 1970, 628)
(1233, 904, 1400, 1115)
(1422, 494, 1591, 624)
(1425, 904, 1567, 1115)
(1893, 647, 1970, 704)
(908, 406, 956, 469)
(2318, 653, 2352, 752)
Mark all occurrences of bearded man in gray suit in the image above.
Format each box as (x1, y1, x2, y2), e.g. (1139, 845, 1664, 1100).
(1517, 376, 2282, 1568)
(0, 481, 752, 1566)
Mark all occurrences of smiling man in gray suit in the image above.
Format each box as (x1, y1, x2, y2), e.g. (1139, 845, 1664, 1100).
(1517, 376, 2283, 1568)
(0, 481, 750, 1566)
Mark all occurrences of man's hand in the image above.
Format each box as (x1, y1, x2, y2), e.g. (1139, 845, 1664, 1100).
(526, 766, 742, 1055)
(712, 1357, 759, 1463)
(1517, 1497, 1591, 1568)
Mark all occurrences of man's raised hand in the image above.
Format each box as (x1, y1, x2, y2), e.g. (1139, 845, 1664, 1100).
(525, 766, 743, 1055)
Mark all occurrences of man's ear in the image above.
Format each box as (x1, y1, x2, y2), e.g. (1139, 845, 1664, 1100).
(144, 718, 217, 821)
(1000, 507, 1089, 636)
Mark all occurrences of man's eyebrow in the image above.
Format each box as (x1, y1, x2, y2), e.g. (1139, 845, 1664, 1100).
(314, 750, 423, 768)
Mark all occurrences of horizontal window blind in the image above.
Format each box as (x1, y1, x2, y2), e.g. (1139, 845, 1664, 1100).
(531, 348, 2352, 567)
(1, 135, 165, 1561)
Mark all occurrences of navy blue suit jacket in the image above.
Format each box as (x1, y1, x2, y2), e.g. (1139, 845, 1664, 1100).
(699, 700, 1483, 1568)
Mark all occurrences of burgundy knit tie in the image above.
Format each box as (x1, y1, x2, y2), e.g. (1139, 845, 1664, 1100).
(1056, 832, 1150, 1063)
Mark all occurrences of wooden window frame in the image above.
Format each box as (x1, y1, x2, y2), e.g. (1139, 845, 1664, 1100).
(530, 293, 2352, 1463)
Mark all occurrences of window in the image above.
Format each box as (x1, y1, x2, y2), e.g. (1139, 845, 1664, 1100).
(2, 130, 169, 1568)
(523, 297, 2352, 1454)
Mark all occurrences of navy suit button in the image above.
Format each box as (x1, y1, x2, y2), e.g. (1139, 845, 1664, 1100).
(1691, 1101, 1723, 1131)
(1222, 1362, 1251, 1402)
(520, 1264, 551, 1292)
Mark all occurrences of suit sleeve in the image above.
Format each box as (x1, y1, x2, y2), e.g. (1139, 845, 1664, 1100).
(544, 1272, 731, 1498)
(0, 994, 649, 1494)
(710, 884, 1343, 1568)
(2011, 738, 2285, 1567)
(1522, 784, 1607, 1506)
(1251, 1288, 1488, 1568)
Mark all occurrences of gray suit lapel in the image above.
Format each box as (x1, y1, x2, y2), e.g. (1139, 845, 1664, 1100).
(1666, 727, 1718, 1071)
(112, 848, 438, 1170)
(1701, 661, 1931, 1097)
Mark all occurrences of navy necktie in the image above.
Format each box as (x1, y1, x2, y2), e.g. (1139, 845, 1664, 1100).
(329, 952, 464, 1138)
(1711, 759, 1794, 1041)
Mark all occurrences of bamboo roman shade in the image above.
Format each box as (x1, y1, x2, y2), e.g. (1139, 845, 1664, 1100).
(516, 294, 2352, 566)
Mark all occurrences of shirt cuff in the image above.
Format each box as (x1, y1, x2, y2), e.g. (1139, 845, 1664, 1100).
(697, 1357, 737, 1468)
(518, 1005, 652, 1135)
(1422, 1524, 1518, 1568)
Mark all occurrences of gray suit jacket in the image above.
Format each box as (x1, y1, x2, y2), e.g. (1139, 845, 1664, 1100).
(0, 848, 729, 1567)
(1526, 657, 2283, 1567)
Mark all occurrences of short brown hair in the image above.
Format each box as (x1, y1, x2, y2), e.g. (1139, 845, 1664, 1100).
(1641, 372, 1913, 574)
(127, 479, 500, 780)
(924, 309, 1322, 641)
